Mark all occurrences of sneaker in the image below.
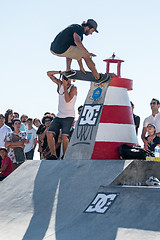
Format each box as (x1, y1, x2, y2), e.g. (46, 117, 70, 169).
(98, 73, 111, 84)
(64, 70, 76, 78)
(60, 155, 64, 160)
(46, 154, 58, 160)
(146, 176, 160, 186)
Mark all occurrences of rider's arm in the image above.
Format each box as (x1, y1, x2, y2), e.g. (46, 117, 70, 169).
(73, 33, 96, 57)
(73, 33, 89, 54)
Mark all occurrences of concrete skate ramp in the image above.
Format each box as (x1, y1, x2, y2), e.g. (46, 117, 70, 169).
(83, 185, 160, 240)
(111, 160, 160, 186)
(0, 160, 130, 240)
(1, 160, 160, 240)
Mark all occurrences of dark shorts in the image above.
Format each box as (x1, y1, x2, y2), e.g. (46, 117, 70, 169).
(25, 148, 34, 160)
(0, 174, 7, 181)
(48, 117, 74, 136)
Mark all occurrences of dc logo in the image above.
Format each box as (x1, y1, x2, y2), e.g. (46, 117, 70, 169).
(84, 193, 119, 214)
(79, 104, 102, 126)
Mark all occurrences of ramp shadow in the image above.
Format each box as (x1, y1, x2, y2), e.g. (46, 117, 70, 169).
(22, 160, 60, 240)
(21, 160, 131, 240)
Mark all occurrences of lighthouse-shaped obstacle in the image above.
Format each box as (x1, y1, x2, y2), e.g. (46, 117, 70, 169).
(64, 54, 138, 160)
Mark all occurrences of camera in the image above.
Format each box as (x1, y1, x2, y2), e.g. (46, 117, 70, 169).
(62, 75, 68, 81)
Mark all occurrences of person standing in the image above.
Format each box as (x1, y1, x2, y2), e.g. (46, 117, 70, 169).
(47, 71, 77, 160)
(20, 114, 28, 131)
(141, 98, 160, 150)
(13, 112, 19, 119)
(4, 109, 14, 130)
(38, 114, 54, 159)
(0, 114, 12, 147)
(50, 19, 110, 84)
(33, 118, 42, 128)
(5, 119, 28, 170)
(0, 114, 12, 165)
(24, 118, 37, 160)
(130, 101, 140, 135)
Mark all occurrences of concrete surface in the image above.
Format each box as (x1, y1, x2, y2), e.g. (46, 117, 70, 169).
(1, 159, 160, 240)
(111, 160, 160, 186)
(82, 185, 160, 240)
(0, 159, 130, 240)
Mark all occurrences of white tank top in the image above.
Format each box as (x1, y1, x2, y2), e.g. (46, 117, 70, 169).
(57, 84, 77, 118)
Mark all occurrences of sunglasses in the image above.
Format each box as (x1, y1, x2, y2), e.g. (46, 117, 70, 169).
(45, 119, 51, 123)
(150, 102, 157, 105)
(147, 125, 154, 128)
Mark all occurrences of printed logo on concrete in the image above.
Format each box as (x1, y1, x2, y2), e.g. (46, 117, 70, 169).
(84, 192, 119, 214)
(92, 87, 102, 100)
(79, 104, 102, 126)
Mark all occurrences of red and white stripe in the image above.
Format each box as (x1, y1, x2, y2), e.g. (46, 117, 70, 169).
(91, 77, 138, 160)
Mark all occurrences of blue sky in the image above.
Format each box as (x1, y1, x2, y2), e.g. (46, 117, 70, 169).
(1, 0, 160, 144)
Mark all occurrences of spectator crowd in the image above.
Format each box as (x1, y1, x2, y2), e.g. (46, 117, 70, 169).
(0, 97, 160, 181)
(0, 107, 77, 181)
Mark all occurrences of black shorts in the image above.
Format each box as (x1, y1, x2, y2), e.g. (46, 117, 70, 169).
(48, 117, 74, 136)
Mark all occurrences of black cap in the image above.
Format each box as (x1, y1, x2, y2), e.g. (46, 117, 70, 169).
(87, 19, 98, 33)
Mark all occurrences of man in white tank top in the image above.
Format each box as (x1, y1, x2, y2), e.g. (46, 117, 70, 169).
(46, 70, 77, 160)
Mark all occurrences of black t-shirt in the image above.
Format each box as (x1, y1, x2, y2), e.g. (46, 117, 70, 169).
(36, 124, 44, 135)
(36, 125, 48, 151)
(36, 124, 58, 152)
(5, 122, 14, 131)
(133, 114, 140, 134)
(50, 24, 84, 54)
(145, 136, 160, 151)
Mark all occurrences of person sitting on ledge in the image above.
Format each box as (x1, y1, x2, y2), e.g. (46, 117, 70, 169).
(144, 123, 160, 151)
